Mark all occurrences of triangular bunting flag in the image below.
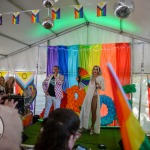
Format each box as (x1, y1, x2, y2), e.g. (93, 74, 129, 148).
(15, 72, 35, 90)
(12, 12, 20, 24)
(52, 7, 60, 20)
(0, 71, 9, 79)
(31, 10, 39, 23)
(97, 2, 107, 17)
(74, 5, 83, 19)
(0, 14, 2, 25)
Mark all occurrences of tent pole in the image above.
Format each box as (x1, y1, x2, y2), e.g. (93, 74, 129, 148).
(86, 22, 89, 45)
(138, 43, 145, 121)
(33, 46, 40, 115)
(130, 38, 134, 109)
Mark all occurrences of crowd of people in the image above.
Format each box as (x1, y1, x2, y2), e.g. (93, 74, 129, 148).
(0, 76, 15, 97)
(0, 65, 105, 150)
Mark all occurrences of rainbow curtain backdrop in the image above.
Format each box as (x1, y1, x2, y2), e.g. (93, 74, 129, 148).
(47, 43, 131, 126)
(47, 43, 131, 100)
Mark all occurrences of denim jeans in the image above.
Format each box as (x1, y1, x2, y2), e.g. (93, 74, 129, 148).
(44, 95, 61, 118)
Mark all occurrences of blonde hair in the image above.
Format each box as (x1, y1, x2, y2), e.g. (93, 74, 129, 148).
(93, 65, 102, 75)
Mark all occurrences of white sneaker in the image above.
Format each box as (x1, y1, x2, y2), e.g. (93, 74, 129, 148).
(90, 129, 94, 135)
(40, 127, 43, 133)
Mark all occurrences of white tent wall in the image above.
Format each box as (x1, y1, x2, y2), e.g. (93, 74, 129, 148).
(132, 74, 150, 134)
(0, 26, 150, 133)
(50, 26, 88, 45)
(0, 35, 26, 55)
(132, 41, 150, 134)
(132, 40, 150, 73)
(86, 25, 133, 44)
(0, 42, 46, 71)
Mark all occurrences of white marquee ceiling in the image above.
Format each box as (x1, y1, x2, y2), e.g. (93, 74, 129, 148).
(0, 0, 150, 58)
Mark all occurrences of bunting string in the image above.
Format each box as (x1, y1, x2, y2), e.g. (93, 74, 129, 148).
(0, 2, 107, 25)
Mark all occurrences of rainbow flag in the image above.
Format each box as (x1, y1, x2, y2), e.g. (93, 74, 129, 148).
(15, 72, 35, 90)
(107, 62, 150, 150)
(97, 2, 107, 17)
(31, 10, 39, 23)
(0, 14, 2, 25)
(52, 7, 60, 20)
(74, 5, 83, 19)
(12, 12, 20, 24)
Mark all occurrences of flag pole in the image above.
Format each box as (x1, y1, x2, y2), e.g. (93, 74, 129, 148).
(138, 43, 144, 121)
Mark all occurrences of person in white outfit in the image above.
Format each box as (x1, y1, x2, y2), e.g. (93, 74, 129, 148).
(79, 65, 105, 134)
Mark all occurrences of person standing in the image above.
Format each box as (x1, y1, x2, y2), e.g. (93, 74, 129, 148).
(0, 76, 6, 103)
(0, 76, 5, 96)
(5, 77, 15, 94)
(42, 66, 64, 118)
(79, 65, 105, 134)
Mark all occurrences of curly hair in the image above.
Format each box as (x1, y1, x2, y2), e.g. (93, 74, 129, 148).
(34, 108, 80, 150)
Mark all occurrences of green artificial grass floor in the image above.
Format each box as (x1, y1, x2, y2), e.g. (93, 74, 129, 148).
(23, 122, 122, 150)
(76, 128, 121, 150)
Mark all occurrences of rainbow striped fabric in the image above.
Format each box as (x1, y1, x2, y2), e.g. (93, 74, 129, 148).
(0, 14, 2, 25)
(97, 2, 107, 17)
(31, 10, 39, 23)
(15, 72, 35, 90)
(52, 7, 60, 20)
(107, 62, 150, 150)
(47, 44, 131, 94)
(74, 5, 83, 19)
(12, 12, 20, 24)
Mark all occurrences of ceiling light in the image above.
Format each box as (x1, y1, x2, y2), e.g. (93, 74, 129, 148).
(43, 0, 54, 8)
(42, 17, 54, 29)
(114, 0, 135, 19)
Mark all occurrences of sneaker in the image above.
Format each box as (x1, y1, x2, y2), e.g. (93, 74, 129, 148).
(38, 118, 44, 122)
(78, 127, 86, 133)
(90, 129, 94, 135)
(40, 127, 43, 133)
(97, 144, 106, 149)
